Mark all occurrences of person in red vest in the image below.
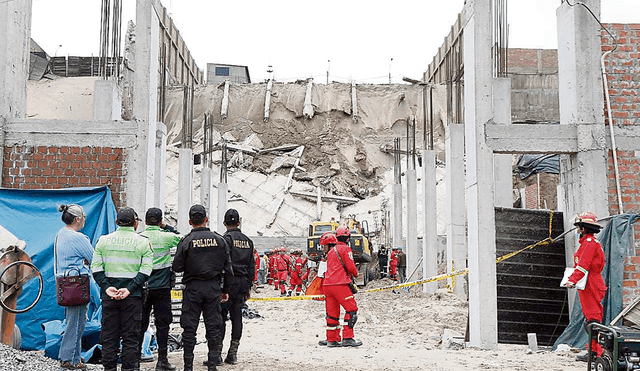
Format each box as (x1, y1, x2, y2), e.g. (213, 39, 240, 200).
(565, 212, 607, 363)
(274, 247, 290, 296)
(288, 250, 304, 296)
(389, 248, 398, 281)
(253, 249, 260, 288)
(322, 226, 362, 347)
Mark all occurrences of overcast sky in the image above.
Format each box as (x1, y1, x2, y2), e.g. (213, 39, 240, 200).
(31, 0, 640, 84)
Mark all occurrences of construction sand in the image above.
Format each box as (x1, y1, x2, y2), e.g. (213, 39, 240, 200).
(158, 280, 584, 371)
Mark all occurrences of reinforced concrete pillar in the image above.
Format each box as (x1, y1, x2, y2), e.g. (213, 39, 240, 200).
(201, 167, 213, 215)
(93, 80, 122, 120)
(393, 183, 403, 249)
(178, 149, 193, 235)
(154, 122, 167, 209)
(128, 0, 160, 220)
(406, 168, 418, 278)
(0, 0, 31, 120)
(464, 0, 498, 349)
(446, 124, 467, 299)
(422, 150, 437, 293)
(217, 183, 228, 233)
(493, 78, 513, 208)
(557, 0, 608, 256)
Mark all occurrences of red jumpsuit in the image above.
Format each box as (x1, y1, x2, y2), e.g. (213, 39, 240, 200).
(253, 250, 260, 284)
(389, 250, 398, 280)
(288, 255, 304, 295)
(268, 254, 276, 287)
(323, 242, 359, 343)
(274, 253, 290, 295)
(568, 234, 607, 356)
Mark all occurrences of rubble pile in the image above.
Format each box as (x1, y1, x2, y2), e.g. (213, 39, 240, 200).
(0, 343, 101, 371)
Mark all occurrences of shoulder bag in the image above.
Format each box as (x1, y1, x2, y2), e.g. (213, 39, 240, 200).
(54, 235, 91, 306)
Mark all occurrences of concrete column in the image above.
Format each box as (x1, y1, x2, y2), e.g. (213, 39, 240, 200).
(446, 124, 467, 299)
(0, 0, 31, 120)
(422, 150, 437, 293)
(127, 0, 160, 218)
(178, 149, 193, 235)
(217, 183, 228, 233)
(464, 0, 498, 349)
(406, 168, 418, 278)
(154, 122, 167, 209)
(557, 0, 608, 255)
(93, 80, 122, 120)
(201, 167, 213, 213)
(493, 78, 513, 208)
(393, 183, 403, 249)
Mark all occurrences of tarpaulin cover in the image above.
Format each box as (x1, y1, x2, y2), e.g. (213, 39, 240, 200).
(516, 154, 560, 180)
(553, 213, 639, 350)
(0, 186, 117, 350)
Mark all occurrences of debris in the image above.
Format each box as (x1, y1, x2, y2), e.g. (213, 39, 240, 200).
(442, 329, 465, 350)
(303, 79, 315, 120)
(289, 190, 359, 204)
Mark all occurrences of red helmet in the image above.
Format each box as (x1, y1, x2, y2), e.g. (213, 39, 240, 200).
(319, 232, 337, 246)
(574, 212, 601, 229)
(335, 226, 350, 238)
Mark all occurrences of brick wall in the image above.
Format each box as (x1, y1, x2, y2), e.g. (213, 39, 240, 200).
(602, 24, 640, 302)
(2, 145, 127, 209)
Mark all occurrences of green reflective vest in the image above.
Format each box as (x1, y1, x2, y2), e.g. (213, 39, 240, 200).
(140, 225, 181, 289)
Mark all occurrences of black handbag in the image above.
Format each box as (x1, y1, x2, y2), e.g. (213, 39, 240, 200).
(334, 247, 358, 294)
(54, 237, 91, 306)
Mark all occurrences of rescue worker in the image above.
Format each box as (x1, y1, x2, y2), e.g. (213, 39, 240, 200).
(377, 246, 388, 278)
(565, 212, 606, 362)
(323, 226, 362, 347)
(274, 247, 290, 296)
(138, 207, 181, 371)
(288, 250, 304, 296)
(172, 205, 232, 371)
(220, 208, 255, 365)
(253, 248, 260, 287)
(389, 248, 398, 281)
(269, 249, 278, 289)
(316, 232, 336, 346)
(91, 207, 154, 371)
(396, 246, 406, 283)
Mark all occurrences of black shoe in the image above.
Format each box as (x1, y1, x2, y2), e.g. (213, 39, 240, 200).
(156, 358, 176, 370)
(575, 352, 596, 362)
(327, 341, 342, 347)
(318, 340, 328, 346)
(341, 338, 363, 347)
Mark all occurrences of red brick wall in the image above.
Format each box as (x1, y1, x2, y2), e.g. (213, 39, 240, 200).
(602, 24, 640, 302)
(2, 145, 127, 208)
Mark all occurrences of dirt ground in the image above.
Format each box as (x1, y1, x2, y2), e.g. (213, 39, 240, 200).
(154, 279, 586, 371)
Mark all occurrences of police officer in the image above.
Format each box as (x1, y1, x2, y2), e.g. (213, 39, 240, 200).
(172, 205, 232, 371)
(138, 207, 181, 371)
(219, 208, 255, 365)
(91, 207, 154, 371)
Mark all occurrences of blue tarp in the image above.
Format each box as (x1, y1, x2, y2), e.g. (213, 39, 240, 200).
(0, 186, 117, 350)
(553, 213, 640, 350)
(516, 154, 560, 179)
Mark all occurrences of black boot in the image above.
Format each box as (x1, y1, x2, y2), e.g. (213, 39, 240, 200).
(224, 339, 240, 365)
(183, 355, 194, 371)
(203, 341, 224, 366)
(341, 338, 363, 347)
(155, 347, 176, 371)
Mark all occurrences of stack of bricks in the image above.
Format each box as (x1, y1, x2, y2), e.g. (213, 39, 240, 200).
(602, 24, 640, 302)
(2, 145, 126, 209)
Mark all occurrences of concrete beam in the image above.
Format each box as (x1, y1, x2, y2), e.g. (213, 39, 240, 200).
(422, 150, 437, 294)
(406, 169, 418, 279)
(485, 124, 578, 154)
(93, 80, 122, 120)
(608, 126, 640, 151)
(493, 78, 513, 208)
(5, 119, 138, 147)
(154, 122, 167, 209)
(178, 149, 193, 234)
(0, 0, 31, 120)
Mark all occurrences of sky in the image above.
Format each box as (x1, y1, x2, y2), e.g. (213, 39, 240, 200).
(31, 0, 640, 84)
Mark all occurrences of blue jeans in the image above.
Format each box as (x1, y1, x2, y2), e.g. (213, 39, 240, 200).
(258, 269, 265, 284)
(58, 305, 88, 364)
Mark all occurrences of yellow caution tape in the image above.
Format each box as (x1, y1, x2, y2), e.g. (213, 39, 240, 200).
(249, 211, 557, 301)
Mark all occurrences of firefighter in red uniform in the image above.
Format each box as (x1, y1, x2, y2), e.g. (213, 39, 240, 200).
(322, 226, 362, 347)
(274, 247, 290, 296)
(565, 212, 607, 362)
(288, 250, 304, 296)
(268, 249, 277, 289)
(389, 248, 398, 281)
(253, 249, 260, 287)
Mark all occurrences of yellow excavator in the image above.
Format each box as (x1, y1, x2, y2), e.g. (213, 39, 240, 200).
(306, 216, 379, 286)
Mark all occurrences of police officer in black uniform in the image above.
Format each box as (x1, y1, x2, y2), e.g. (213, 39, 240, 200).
(221, 208, 255, 365)
(172, 205, 232, 371)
